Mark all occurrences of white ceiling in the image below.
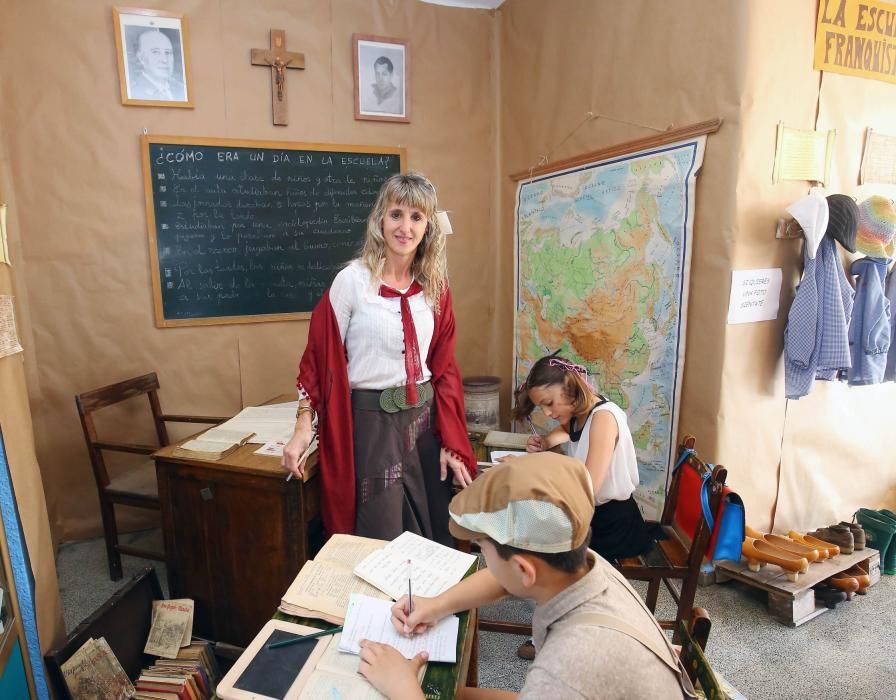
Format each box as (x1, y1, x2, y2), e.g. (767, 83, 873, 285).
(420, 0, 506, 9)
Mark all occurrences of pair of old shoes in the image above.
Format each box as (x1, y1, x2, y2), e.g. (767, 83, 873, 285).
(807, 523, 865, 555)
(855, 509, 896, 575)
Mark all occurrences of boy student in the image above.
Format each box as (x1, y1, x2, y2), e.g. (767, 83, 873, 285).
(358, 453, 695, 700)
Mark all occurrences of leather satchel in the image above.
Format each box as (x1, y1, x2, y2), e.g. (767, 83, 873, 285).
(700, 473, 745, 562)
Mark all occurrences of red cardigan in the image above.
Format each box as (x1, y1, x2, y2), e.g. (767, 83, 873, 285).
(298, 286, 475, 535)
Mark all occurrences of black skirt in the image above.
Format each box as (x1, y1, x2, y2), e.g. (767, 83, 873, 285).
(590, 495, 655, 561)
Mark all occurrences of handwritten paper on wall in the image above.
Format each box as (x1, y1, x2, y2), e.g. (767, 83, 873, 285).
(727, 269, 783, 324)
(773, 123, 836, 184)
(0, 296, 23, 357)
(860, 129, 896, 185)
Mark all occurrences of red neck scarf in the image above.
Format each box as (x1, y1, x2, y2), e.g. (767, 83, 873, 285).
(379, 280, 424, 404)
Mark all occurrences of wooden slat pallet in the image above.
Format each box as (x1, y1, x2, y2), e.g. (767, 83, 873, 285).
(715, 547, 880, 627)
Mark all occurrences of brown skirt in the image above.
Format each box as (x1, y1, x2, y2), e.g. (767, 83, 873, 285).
(351, 394, 454, 546)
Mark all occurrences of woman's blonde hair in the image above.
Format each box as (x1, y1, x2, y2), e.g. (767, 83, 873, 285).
(358, 171, 448, 306)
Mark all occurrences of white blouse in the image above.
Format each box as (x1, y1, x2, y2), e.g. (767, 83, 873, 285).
(565, 401, 640, 506)
(304, 260, 435, 392)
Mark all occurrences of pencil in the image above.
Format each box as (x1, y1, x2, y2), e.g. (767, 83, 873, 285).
(266, 625, 343, 649)
(408, 559, 413, 614)
(526, 416, 539, 436)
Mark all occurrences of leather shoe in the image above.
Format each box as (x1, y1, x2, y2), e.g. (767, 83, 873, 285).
(517, 639, 536, 661)
(838, 522, 866, 550)
(809, 526, 854, 554)
(813, 584, 847, 609)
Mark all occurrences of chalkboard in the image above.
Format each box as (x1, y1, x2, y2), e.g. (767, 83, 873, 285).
(141, 135, 404, 327)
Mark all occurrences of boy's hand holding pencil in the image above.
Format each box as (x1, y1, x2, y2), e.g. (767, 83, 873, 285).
(391, 594, 441, 637)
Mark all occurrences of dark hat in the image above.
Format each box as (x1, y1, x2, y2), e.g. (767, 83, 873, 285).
(824, 194, 859, 253)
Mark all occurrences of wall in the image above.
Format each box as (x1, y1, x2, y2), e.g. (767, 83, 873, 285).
(0, 112, 65, 653)
(495, 0, 749, 501)
(495, 0, 896, 532)
(0, 0, 496, 542)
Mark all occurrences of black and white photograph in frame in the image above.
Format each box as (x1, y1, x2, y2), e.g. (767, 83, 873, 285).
(353, 34, 410, 123)
(113, 7, 194, 108)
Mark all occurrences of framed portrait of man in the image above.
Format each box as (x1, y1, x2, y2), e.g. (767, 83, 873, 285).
(353, 34, 410, 123)
(113, 7, 194, 108)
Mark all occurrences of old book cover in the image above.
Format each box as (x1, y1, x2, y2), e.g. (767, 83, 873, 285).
(145, 600, 194, 659)
(279, 534, 390, 624)
(61, 637, 136, 700)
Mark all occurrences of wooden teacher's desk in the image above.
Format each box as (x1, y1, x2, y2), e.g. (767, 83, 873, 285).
(153, 396, 320, 647)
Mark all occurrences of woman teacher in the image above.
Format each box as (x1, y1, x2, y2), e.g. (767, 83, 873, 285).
(282, 171, 475, 545)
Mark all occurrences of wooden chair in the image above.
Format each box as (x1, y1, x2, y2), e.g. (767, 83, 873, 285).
(76, 372, 227, 580)
(617, 435, 727, 642)
(678, 607, 726, 699)
(44, 566, 163, 699)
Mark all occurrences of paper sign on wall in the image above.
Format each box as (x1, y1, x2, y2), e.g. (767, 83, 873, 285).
(0, 296, 23, 357)
(814, 0, 896, 86)
(727, 269, 783, 324)
(773, 123, 835, 184)
(860, 129, 896, 185)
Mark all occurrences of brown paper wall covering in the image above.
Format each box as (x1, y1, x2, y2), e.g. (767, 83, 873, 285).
(0, 4, 894, 658)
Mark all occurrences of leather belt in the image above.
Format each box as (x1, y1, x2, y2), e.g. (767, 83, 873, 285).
(351, 381, 433, 413)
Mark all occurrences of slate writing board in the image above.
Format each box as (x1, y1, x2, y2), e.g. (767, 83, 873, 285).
(141, 135, 404, 327)
(231, 629, 318, 699)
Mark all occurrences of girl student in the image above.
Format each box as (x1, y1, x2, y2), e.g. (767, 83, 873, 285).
(512, 354, 654, 562)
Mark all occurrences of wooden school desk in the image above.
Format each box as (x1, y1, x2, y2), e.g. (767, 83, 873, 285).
(273, 561, 481, 698)
(153, 395, 320, 646)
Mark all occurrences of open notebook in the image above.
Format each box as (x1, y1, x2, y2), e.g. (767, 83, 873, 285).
(353, 531, 478, 600)
(279, 534, 391, 624)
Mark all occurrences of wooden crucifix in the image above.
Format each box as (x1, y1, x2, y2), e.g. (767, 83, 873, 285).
(251, 29, 305, 126)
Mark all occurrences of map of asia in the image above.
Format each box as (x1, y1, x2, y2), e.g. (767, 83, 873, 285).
(514, 137, 706, 518)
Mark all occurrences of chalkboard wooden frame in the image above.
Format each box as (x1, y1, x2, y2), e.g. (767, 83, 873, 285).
(141, 135, 405, 327)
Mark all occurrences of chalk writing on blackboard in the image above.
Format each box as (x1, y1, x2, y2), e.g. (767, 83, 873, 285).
(142, 136, 405, 327)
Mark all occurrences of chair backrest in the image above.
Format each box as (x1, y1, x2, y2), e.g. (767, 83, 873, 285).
(44, 566, 163, 699)
(75, 372, 170, 488)
(677, 608, 726, 700)
(666, 434, 728, 567)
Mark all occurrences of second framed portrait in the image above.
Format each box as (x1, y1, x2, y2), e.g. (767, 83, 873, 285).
(353, 34, 410, 123)
(113, 7, 194, 108)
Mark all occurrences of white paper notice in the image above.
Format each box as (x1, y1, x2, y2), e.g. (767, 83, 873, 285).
(339, 594, 458, 663)
(0, 296, 23, 357)
(727, 269, 783, 324)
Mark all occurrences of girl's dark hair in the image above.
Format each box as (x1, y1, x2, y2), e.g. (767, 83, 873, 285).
(512, 355, 594, 421)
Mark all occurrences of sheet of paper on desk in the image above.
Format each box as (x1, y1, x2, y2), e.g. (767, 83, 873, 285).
(255, 433, 317, 459)
(489, 450, 528, 462)
(215, 402, 299, 443)
(353, 531, 477, 599)
(339, 594, 458, 663)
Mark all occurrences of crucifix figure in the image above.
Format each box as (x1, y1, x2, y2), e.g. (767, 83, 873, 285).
(251, 29, 305, 126)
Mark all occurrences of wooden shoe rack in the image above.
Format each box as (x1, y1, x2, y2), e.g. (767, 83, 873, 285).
(714, 547, 880, 627)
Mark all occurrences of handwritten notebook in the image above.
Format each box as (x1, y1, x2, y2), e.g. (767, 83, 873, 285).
(353, 531, 478, 600)
(339, 594, 459, 664)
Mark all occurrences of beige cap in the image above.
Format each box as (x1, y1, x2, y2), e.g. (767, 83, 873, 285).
(448, 452, 595, 553)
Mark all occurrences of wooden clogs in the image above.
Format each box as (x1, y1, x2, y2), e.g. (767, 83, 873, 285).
(742, 537, 810, 581)
(763, 534, 821, 563)
(788, 530, 840, 559)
